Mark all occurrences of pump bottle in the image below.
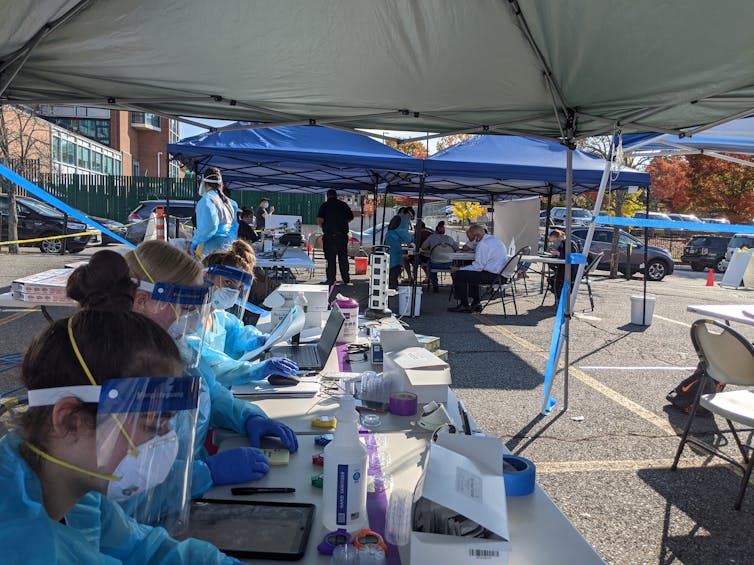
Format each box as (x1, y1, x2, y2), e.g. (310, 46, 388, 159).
(322, 395, 368, 532)
(292, 291, 308, 344)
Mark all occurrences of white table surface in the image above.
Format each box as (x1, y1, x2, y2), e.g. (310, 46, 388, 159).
(220, 337, 604, 564)
(687, 304, 754, 326)
(255, 247, 315, 269)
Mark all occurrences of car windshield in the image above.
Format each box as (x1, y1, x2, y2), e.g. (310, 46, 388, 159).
(18, 197, 63, 217)
(620, 231, 642, 245)
(572, 209, 591, 218)
(730, 236, 754, 249)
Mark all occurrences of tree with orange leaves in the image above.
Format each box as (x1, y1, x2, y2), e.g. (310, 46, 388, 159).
(385, 139, 428, 158)
(685, 154, 754, 222)
(646, 156, 692, 211)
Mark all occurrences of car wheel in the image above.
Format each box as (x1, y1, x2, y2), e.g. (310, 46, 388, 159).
(714, 258, 726, 273)
(646, 259, 668, 281)
(39, 233, 63, 254)
(690, 263, 704, 272)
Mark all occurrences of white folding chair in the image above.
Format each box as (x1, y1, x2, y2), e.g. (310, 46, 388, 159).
(426, 242, 456, 292)
(481, 250, 523, 317)
(672, 319, 754, 510)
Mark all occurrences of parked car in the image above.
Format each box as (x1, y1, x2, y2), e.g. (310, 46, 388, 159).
(549, 207, 592, 226)
(127, 199, 196, 222)
(681, 235, 731, 272)
(86, 215, 127, 245)
(719, 233, 754, 271)
(667, 213, 702, 223)
(124, 217, 194, 245)
(700, 217, 730, 224)
(346, 223, 388, 256)
(0, 194, 91, 253)
(539, 210, 548, 227)
(633, 211, 673, 236)
(571, 227, 674, 281)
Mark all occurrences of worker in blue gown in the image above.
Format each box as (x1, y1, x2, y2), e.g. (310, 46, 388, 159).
(190, 167, 239, 259)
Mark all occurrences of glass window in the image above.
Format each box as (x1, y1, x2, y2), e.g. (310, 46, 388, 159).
(52, 135, 60, 161)
(114, 159, 121, 176)
(104, 155, 114, 175)
(91, 151, 103, 173)
(61, 139, 76, 165)
(133, 160, 140, 176)
(77, 145, 90, 169)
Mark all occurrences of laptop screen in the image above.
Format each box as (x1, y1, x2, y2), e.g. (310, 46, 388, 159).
(317, 308, 346, 360)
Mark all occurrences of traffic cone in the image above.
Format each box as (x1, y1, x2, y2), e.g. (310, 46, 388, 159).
(706, 268, 715, 286)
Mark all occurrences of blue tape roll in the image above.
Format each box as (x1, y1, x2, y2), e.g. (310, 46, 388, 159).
(502, 455, 536, 496)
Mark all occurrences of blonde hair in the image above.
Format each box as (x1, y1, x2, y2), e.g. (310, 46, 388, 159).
(124, 240, 203, 286)
(203, 240, 256, 273)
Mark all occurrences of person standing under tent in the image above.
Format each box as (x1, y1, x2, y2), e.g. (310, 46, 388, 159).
(317, 189, 354, 286)
(448, 224, 508, 313)
(255, 198, 274, 231)
(190, 167, 238, 258)
(384, 215, 414, 290)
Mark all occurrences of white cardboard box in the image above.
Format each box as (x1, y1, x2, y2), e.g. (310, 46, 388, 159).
(410, 432, 511, 565)
(381, 331, 451, 404)
(271, 284, 329, 328)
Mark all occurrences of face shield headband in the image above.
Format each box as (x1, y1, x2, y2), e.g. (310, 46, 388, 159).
(206, 264, 253, 318)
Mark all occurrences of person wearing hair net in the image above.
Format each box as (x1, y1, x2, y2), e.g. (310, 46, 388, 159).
(199, 263, 299, 387)
(190, 167, 239, 258)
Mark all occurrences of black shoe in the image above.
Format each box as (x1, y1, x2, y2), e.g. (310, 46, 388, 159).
(470, 301, 483, 312)
(448, 302, 471, 313)
(432, 285, 439, 293)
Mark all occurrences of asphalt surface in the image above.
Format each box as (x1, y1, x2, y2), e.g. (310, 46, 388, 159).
(2, 245, 754, 564)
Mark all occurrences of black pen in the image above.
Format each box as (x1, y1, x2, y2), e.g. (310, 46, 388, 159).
(231, 487, 296, 495)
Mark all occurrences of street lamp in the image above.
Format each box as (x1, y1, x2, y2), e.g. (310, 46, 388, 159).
(157, 151, 163, 177)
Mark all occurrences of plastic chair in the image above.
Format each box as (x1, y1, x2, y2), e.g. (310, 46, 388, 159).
(426, 242, 456, 292)
(671, 319, 754, 510)
(481, 250, 523, 317)
(512, 245, 532, 296)
(580, 251, 604, 311)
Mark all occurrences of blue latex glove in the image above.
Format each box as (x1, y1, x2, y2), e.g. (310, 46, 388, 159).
(189, 242, 198, 256)
(206, 447, 270, 485)
(258, 357, 299, 379)
(245, 415, 299, 453)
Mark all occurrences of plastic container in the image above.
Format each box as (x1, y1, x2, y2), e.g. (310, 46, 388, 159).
(354, 256, 368, 275)
(322, 395, 368, 532)
(397, 285, 422, 317)
(334, 295, 359, 343)
(630, 294, 656, 326)
(292, 292, 308, 344)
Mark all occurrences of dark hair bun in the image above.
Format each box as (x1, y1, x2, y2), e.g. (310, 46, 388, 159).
(66, 250, 137, 311)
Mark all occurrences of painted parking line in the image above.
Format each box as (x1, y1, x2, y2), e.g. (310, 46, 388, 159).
(654, 314, 691, 328)
(0, 309, 34, 328)
(537, 457, 731, 474)
(475, 314, 676, 436)
(579, 366, 697, 371)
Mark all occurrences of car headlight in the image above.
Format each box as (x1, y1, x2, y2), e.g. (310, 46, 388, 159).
(67, 222, 87, 231)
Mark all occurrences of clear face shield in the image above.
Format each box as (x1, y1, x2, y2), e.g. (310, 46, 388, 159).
(25, 319, 201, 536)
(206, 264, 253, 320)
(198, 172, 223, 196)
(138, 281, 211, 369)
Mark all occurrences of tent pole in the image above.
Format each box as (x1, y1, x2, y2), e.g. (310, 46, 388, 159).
(359, 190, 365, 240)
(643, 186, 650, 324)
(488, 192, 494, 235)
(409, 176, 426, 318)
(379, 184, 389, 245)
(562, 144, 573, 413)
(544, 187, 553, 241)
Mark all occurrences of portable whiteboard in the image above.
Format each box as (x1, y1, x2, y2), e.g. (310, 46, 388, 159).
(721, 249, 754, 288)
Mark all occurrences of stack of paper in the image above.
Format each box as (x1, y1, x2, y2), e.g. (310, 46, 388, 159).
(232, 378, 320, 398)
(11, 269, 76, 304)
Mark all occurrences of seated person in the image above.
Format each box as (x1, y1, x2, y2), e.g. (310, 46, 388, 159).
(421, 221, 459, 292)
(202, 240, 299, 387)
(237, 206, 260, 243)
(384, 215, 414, 289)
(0, 306, 235, 563)
(546, 229, 580, 299)
(449, 224, 508, 313)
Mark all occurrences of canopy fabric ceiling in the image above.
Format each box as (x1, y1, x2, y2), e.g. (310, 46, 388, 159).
(169, 125, 648, 198)
(3, 1, 754, 140)
(622, 117, 754, 155)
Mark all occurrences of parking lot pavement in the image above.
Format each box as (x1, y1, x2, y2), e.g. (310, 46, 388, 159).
(2, 255, 754, 563)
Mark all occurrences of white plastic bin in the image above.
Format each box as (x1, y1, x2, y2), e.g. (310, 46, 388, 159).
(630, 294, 656, 326)
(397, 286, 422, 317)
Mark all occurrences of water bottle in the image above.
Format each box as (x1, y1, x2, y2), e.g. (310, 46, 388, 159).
(292, 291, 308, 344)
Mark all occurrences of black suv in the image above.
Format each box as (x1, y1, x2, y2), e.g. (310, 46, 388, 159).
(681, 235, 731, 272)
(0, 194, 90, 253)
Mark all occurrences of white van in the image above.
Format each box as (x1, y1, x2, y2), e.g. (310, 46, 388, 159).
(719, 233, 754, 270)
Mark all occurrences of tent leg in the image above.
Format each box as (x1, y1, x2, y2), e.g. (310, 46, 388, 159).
(562, 145, 573, 413)
(643, 186, 650, 324)
(409, 177, 426, 318)
(379, 184, 389, 245)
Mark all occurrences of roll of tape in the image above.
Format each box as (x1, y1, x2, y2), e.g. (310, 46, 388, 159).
(389, 392, 418, 416)
(502, 454, 536, 496)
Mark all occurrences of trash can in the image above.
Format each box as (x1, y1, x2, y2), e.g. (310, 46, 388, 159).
(354, 256, 368, 275)
(630, 295, 656, 326)
(397, 285, 422, 317)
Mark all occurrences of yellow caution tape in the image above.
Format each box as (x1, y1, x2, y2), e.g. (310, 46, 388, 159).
(0, 230, 101, 246)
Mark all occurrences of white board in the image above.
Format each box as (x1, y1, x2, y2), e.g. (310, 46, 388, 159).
(721, 249, 754, 288)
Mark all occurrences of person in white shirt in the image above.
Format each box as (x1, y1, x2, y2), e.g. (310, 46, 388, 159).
(448, 224, 508, 312)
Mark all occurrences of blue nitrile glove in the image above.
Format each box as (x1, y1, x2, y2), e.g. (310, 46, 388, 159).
(259, 357, 299, 379)
(206, 447, 270, 485)
(189, 242, 198, 256)
(245, 414, 299, 453)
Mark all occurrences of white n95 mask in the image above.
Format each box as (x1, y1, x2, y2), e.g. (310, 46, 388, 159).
(211, 287, 240, 311)
(107, 430, 179, 501)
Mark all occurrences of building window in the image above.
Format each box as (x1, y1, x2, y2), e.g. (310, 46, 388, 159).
(46, 117, 111, 146)
(130, 112, 161, 131)
(77, 145, 90, 170)
(91, 151, 103, 173)
(104, 155, 114, 175)
(169, 119, 180, 143)
(133, 160, 140, 176)
(61, 139, 76, 165)
(52, 135, 60, 161)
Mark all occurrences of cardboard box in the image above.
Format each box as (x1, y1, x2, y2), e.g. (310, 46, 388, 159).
(410, 433, 511, 565)
(381, 331, 451, 404)
(272, 284, 329, 328)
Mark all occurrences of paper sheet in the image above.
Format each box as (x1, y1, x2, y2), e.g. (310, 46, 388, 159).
(232, 377, 320, 397)
(238, 305, 306, 362)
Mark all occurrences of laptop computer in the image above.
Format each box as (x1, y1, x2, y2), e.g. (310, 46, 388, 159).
(268, 307, 345, 370)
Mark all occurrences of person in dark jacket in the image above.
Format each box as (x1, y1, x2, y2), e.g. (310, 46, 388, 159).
(316, 189, 354, 285)
(237, 207, 260, 243)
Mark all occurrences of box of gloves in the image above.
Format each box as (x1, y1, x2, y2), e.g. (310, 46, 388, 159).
(410, 432, 511, 565)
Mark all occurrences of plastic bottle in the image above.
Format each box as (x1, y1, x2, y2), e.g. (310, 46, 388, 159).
(322, 395, 368, 532)
(292, 291, 308, 344)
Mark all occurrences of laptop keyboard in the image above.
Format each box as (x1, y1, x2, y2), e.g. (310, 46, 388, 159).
(279, 346, 319, 367)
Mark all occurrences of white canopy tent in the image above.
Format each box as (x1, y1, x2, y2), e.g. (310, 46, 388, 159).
(3, 0, 754, 414)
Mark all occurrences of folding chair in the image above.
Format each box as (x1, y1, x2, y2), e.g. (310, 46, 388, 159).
(580, 251, 604, 311)
(512, 245, 532, 296)
(481, 250, 523, 317)
(426, 242, 456, 294)
(671, 319, 754, 510)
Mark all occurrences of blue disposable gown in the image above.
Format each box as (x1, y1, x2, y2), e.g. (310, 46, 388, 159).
(0, 433, 235, 565)
(384, 228, 413, 269)
(191, 191, 239, 257)
(199, 310, 269, 387)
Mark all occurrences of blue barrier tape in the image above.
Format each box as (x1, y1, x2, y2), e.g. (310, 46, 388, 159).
(0, 163, 136, 248)
(542, 279, 569, 415)
(596, 216, 754, 234)
(503, 454, 536, 496)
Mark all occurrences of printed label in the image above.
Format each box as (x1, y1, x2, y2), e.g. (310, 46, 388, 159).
(336, 464, 348, 525)
(455, 467, 483, 501)
(468, 548, 500, 559)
